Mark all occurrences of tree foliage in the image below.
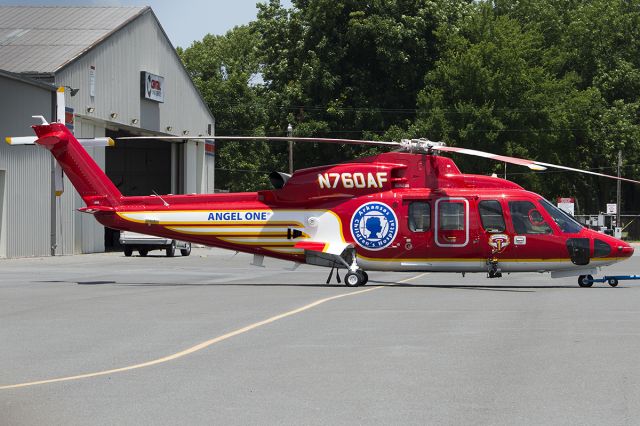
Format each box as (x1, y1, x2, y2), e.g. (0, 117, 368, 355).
(180, 0, 640, 214)
(179, 25, 277, 191)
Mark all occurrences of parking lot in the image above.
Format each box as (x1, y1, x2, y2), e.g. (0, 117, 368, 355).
(2, 248, 640, 425)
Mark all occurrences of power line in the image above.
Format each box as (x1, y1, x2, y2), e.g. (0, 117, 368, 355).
(216, 168, 273, 174)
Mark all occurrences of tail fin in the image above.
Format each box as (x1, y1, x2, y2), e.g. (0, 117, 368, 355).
(32, 123, 122, 207)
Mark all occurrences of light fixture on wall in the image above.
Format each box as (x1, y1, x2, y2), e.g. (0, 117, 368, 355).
(86, 106, 95, 113)
(110, 112, 118, 119)
(131, 118, 139, 125)
(62, 86, 79, 96)
(182, 130, 189, 136)
(166, 126, 173, 132)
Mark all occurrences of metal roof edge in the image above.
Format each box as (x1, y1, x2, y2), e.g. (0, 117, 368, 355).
(0, 68, 56, 91)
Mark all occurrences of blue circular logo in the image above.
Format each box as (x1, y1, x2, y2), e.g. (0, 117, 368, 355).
(350, 202, 398, 251)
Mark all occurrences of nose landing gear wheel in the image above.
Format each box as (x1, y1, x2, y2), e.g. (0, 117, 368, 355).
(578, 274, 593, 287)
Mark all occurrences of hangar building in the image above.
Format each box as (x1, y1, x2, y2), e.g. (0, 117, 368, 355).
(0, 6, 215, 258)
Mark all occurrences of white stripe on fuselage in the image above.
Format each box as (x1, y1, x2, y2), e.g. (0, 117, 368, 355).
(358, 258, 618, 273)
(118, 209, 345, 249)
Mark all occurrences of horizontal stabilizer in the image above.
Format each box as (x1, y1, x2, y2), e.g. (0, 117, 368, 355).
(77, 138, 115, 148)
(5, 136, 37, 145)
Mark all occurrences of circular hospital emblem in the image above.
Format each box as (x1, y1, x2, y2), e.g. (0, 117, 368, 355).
(350, 202, 398, 251)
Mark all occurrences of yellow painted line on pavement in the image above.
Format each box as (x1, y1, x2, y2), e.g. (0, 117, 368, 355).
(0, 272, 427, 390)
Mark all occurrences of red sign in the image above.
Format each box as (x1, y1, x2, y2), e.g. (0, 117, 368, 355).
(205, 139, 215, 156)
(65, 107, 74, 131)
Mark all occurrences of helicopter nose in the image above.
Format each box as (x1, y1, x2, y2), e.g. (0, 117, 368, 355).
(615, 241, 635, 258)
(589, 230, 634, 259)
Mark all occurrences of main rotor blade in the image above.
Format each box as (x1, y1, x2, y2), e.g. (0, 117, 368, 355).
(117, 134, 640, 184)
(433, 146, 548, 171)
(118, 135, 400, 147)
(433, 146, 640, 184)
(533, 161, 640, 184)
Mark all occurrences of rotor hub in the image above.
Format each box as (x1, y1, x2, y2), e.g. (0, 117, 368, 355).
(399, 138, 446, 154)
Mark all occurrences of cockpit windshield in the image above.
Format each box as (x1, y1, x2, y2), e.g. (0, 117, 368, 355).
(539, 198, 583, 233)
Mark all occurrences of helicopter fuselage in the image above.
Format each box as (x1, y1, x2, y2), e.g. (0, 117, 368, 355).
(32, 123, 634, 278)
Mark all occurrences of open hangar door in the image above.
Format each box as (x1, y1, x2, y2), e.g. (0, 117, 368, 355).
(104, 128, 177, 250)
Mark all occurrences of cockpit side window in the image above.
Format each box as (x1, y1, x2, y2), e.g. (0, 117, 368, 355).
(479, 200, 506, 233)
(539, 198, 583, 233)
(508, 201, 553, 234)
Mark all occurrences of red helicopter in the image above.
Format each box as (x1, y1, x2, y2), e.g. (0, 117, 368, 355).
(7, 118, 637, 288)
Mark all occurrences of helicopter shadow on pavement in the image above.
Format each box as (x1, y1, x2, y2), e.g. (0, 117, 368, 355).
(65, 279, 612, 293)
(37, 279, 623, 292)
(366, 280, 625, 292)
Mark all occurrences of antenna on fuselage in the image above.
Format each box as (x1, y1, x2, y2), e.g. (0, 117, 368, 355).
(152, 190, 170, 207)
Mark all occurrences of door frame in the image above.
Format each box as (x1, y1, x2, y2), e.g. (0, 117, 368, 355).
(434, 197, 469, 248)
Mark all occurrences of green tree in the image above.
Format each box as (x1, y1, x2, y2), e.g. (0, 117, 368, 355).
(179, 0, 640, 217)
(411, 0, 640, 213)
(255, 0, 471, 167)
(179, 25, 279, 191)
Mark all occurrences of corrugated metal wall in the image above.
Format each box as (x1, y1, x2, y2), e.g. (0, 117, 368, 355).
(1, 8, 214, 258)
(56, 178, 74, 256)
(56, 11, 214, 138)
(73, 117, 105, 254)
(0, 77, 58, 258)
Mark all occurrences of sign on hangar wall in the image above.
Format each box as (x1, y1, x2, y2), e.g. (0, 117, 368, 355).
(140, 71, 164, 103)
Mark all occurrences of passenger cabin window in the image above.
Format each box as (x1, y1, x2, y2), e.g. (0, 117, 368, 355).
(508, 201, 553, 234)
(436, 198, 468, 247)
(439, 201, 465, 230)
(478, 200, 506, 233)
(408, 202, 430, 232)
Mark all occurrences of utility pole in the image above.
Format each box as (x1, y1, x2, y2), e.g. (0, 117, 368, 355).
(616, 149, 622, 227)
(287, 123, 293, 175)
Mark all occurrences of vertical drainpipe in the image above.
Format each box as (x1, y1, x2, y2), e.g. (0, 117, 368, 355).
(50, 87, 66, 255)
(49, 89, 59, 256)
(50, 155, 57, 256)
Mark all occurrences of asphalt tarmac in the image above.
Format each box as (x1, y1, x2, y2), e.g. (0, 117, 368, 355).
(2, 248, 640, 425)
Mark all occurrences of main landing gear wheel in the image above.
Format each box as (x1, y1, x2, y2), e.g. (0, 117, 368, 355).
(166, 241, 176, 257)
(180, 243, 191, 257)
(345, 272, 363, 287)
(608, 277, 619, 287)
(358, 271, 368, 286)
(578, 275, 593, 287)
